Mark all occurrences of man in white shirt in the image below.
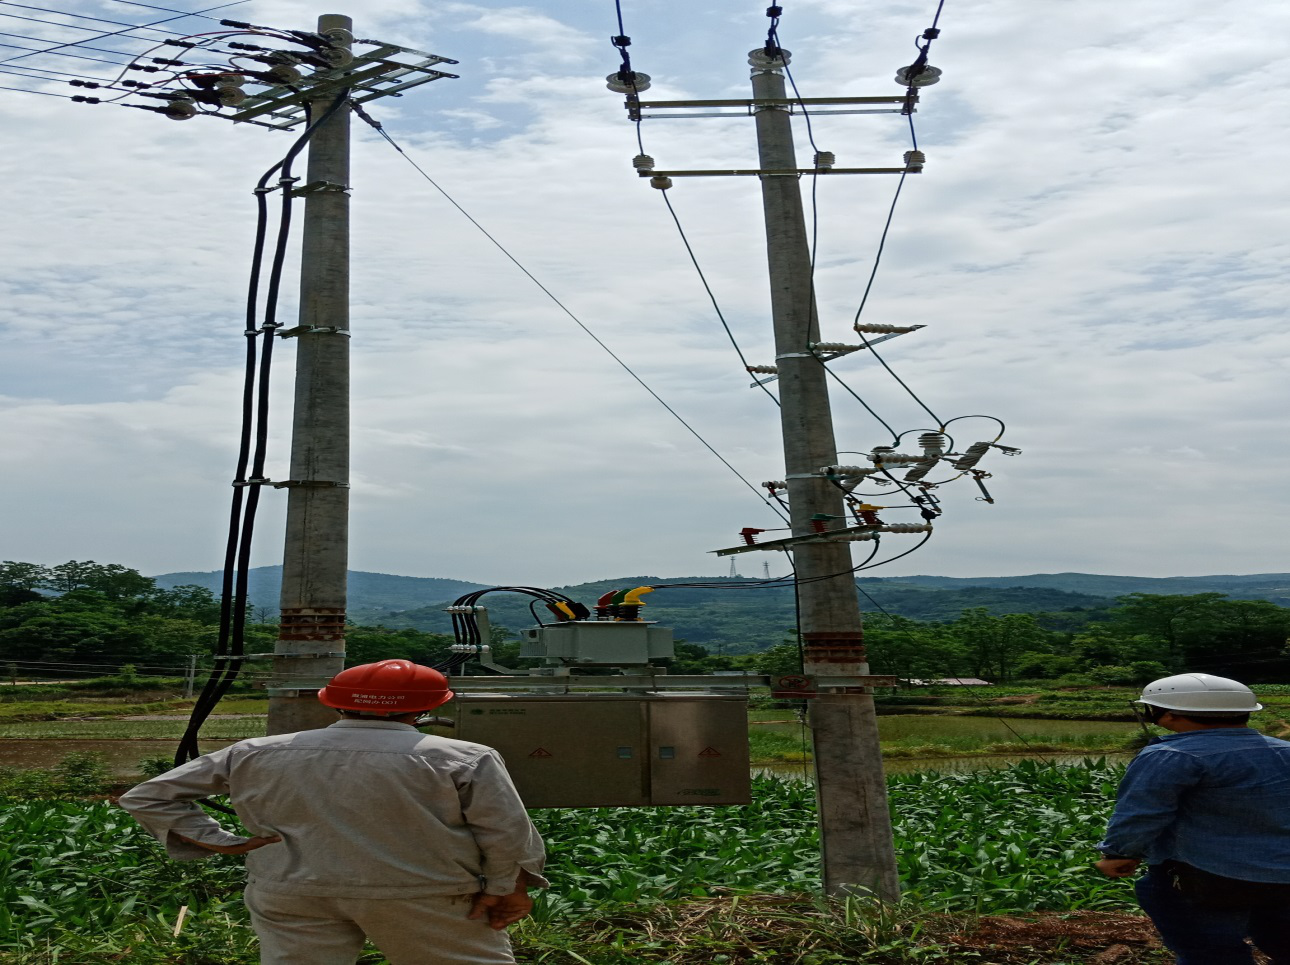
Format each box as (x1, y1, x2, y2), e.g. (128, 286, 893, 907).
(118, 659, 548, 965)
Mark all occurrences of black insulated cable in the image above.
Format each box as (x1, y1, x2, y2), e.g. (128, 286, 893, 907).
(176, 92, 352, 781)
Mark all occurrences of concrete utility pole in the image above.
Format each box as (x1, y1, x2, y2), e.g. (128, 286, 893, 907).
(749, 48, 900, 900)
(267, 14, 353, 735)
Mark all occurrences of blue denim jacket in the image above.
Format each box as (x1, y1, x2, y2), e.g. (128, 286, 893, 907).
(1098, 728, 1290, 882)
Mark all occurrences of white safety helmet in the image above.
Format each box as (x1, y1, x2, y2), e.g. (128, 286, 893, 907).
(1136, 673, 1262, 714)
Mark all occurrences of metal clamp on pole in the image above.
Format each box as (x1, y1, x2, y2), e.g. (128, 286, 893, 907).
(267, 684, 334, 697)
(290, 180, 351, 196)
(275, 325, 351, 338)
(249, 651, 345, 659)
(271, 480, 351, 489)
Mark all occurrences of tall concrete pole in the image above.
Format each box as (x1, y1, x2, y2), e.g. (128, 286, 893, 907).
(267, 14, 352, 735)
(749, 47, 900, 900)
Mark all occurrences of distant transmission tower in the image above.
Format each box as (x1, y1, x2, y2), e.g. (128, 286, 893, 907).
(728, 557, 738, 578)
(763, 561, 770, 579)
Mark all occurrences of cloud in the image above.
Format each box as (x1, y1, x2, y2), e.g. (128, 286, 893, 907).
(0, 0, 1287, 590)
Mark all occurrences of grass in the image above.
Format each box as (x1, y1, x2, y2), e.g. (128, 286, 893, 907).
(0, 719, 267, 741)
(748, 725, 1137, 764)
(0, 700, 197, 725)
(0, 761, 1161, 964)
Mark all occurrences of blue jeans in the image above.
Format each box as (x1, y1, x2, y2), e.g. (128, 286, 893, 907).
(1136, 865, 1290, 965)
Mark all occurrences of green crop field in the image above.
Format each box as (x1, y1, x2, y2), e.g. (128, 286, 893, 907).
(0, 761, 1148, 964)
(0, 719, 267, 741)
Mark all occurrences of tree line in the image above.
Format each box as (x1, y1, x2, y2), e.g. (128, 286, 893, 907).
(3, 560, 1288, 684)
(0, 560, 459, 678)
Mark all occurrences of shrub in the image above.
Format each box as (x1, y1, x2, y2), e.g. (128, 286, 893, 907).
(138, 756, 176, 779)
(0, 752, 110, 799)
(1053, 673, 1097, 688)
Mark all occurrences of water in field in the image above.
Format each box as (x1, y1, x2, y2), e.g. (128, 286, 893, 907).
(749, 714, 1139, 777)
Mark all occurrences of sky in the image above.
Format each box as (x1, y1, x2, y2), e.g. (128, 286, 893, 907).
(0, 0, 1287, 589)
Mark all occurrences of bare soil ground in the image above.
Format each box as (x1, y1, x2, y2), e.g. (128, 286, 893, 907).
(544, 898, 1274, 964)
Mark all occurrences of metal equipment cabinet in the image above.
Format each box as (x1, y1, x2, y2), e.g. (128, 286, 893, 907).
(451, 694, 751, 808)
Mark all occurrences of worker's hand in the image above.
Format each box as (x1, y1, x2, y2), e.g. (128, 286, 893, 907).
(1095, 857, 1141, 878)
(175, 833, 282, 855)
(468, 891, 533, 930)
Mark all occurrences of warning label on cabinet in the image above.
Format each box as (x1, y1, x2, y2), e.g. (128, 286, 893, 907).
(528, 747, 553, 758)
(698, 747, 722, 758)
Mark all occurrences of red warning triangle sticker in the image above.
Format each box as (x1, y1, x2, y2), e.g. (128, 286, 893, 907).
(528, 747, 553, 758)
(698, 746, 722, 758)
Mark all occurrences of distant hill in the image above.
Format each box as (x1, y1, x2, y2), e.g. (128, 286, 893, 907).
(875, 572, 1290, 605)
(151, 566, 489, 623)
(229, 572, 1111, 651)
(150, 567, 1290, 652)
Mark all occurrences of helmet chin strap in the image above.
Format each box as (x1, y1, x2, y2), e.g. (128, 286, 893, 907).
(1131, 702, 1165, 739)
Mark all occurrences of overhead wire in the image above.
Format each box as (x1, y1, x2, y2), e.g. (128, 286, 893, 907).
(0, 0, 245, 67)
(612, 0, 780, 411)
(0, 80, 74, 96)
(768, 7, 916, 447)
(102, 0, 242, 20)
(349, 105, 791, 526)
(0, 61, 115, 83)
(0, 37, 137, 67)
(0, 29, 141, 63)
(0, 4, 195, 39)
(599, 1, 949, 611)
(655, 190, 782, 410)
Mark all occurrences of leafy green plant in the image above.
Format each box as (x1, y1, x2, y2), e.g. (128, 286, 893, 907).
(0, 752, 110, 799)
(0, 763, 1146, 962)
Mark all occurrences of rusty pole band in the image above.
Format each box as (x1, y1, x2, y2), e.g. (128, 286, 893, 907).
(277, 607, 347, 641)
(800, 630, 866, 664)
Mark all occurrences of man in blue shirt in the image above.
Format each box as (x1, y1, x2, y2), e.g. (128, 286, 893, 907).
(1096, 673, 1290, 964)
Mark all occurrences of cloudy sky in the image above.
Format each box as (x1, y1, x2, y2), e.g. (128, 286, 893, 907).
(0, 0, 1286, 589)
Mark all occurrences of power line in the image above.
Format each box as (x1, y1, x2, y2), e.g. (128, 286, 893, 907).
(610, 1, 774, 410)
(352, 106, 791, 526)
(0, 30, 140, 63)
(656, 189, 782, 409)
(0, 5, 189, 41)
(846, 157, 945, 428)
(102, 0, 240, 20)
(0, 36, 136, 67)
(0, 80, 74, 97)
(1, 2, 197, 37)
(0, 61, 113, 83)
(0, 0, 245, 67)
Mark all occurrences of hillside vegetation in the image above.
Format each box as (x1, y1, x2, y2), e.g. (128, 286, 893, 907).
(4, 560, 1290, 684)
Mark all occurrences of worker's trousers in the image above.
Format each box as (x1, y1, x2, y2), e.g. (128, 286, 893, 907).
(244, 884, 515, 965)
(1136, 865, 1290, 965)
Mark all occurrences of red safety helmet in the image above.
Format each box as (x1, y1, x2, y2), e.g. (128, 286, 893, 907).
(317, 659, 454, 715)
